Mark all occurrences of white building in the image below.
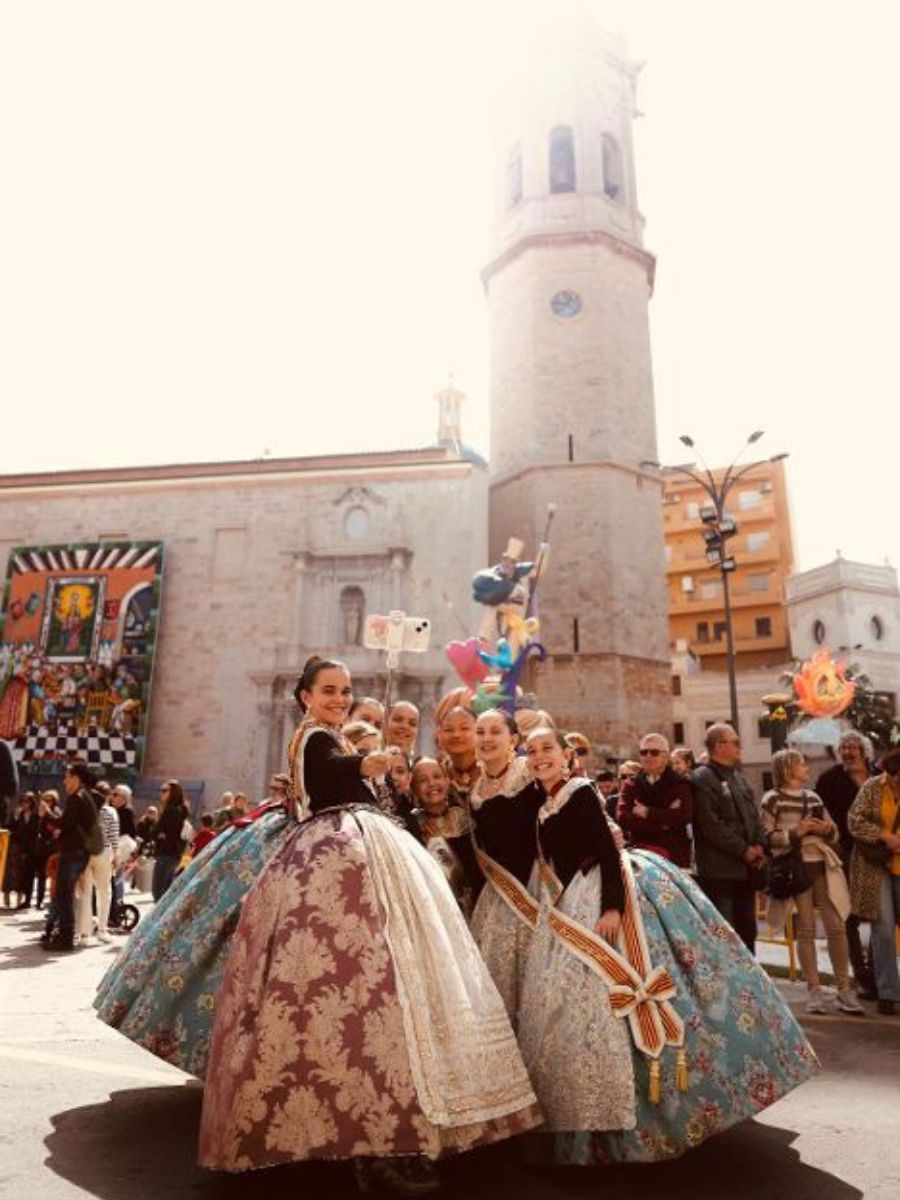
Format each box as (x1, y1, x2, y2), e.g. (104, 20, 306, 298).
(785, 557, 900, 706)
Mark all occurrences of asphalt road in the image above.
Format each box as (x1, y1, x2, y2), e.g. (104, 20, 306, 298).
(1, 902, 898, 1200)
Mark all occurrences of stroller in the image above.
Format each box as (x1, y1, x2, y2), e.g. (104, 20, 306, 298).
(109, 841, 141, 932)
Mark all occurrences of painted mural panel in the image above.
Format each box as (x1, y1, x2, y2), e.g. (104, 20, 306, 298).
(0, 542, 164, 778)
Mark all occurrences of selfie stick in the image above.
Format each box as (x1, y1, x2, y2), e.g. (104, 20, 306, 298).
(381, 612, 407, 722)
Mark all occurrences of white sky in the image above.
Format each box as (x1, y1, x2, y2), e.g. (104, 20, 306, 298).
(2, 1, 898, 572)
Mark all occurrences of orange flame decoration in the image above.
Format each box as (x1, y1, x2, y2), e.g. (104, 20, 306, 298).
(793, 648, 856, 718)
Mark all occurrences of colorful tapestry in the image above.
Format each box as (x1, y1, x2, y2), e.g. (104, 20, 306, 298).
(0, 542, 164, 777)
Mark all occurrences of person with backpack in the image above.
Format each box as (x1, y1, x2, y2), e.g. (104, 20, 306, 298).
(41, 760, 101, 952)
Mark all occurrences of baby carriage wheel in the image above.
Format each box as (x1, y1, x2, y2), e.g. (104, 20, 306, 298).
(118, 903, 140, 932)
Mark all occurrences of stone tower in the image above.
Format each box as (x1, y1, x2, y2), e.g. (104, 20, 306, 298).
(483, 24, 671, 756)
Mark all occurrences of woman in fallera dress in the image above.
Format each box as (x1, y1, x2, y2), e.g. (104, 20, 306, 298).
(517, 726, 819, 1165)
(410, 756, 481, 914)
(468, 708, 539, 1022)
(198, 656, 541, 1187)
(436, 699, 480, 802)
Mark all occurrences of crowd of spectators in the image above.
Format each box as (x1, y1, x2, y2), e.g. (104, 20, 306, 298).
(2, 718, 898, 1014)
(587, 725, 898, 1016)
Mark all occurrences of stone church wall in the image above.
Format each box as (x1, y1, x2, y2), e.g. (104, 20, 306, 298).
(0, 454, 487, 805)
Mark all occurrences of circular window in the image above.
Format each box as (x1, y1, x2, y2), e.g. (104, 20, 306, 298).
(870, 615, 885, 641)
(343, 506, 369, 541)
(812, 619, 826, 645)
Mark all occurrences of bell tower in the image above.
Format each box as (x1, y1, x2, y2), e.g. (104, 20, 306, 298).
(484, 23, 671, 754)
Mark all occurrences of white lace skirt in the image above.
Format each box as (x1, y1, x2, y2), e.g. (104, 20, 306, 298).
(518, 866, 636, 1133)
(470, 881, 534, 1026)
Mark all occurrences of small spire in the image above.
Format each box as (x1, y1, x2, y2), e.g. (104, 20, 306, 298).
(436, 382, 465, 453)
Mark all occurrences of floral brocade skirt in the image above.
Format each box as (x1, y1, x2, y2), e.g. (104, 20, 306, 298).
(94, 809, 293, 1078)
(198, 807, 541, 1171)
(529, 850, 819, 1165)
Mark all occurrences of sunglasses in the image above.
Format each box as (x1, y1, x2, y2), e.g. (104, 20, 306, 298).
(570, 747, 589, 757)
(639, 749, 664, 757)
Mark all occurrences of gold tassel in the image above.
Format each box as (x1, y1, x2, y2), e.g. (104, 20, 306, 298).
(648, 1059, 662, 1105)
(676, 1048, 689, 1092)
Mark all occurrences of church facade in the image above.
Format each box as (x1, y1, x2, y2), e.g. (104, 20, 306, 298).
(0, 437, 487, 802)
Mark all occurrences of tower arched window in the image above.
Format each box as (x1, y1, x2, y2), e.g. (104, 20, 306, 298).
(339, 586, 365, 646)
(506, 141, 522, 209)
(549, 126, 576, 194)
(602, 134, 624, 202)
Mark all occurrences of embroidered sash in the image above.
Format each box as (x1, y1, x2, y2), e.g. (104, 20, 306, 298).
(539, 849, 684, 1060)
(475, 846, 539, 930)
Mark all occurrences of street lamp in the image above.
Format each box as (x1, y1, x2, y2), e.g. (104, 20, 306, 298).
(643, 433, 789, 733)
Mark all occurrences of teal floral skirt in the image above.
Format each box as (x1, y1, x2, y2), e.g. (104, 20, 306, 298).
(95, 807, 293, 1078)
(533, 850, 818, 1164)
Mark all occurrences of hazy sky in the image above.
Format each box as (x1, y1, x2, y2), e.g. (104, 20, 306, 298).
(2, 1, 898, 572)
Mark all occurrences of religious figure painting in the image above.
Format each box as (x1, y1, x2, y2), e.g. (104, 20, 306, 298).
(42, 577, 104, 661)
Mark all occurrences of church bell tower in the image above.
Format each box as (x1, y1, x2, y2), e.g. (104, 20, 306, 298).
(484, 24, 671, 755)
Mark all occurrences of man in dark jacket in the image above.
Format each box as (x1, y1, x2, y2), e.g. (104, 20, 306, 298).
(692, 723, 765, 952)
(617, 733, 693, 868)
(42, 760, 99, 951)
(110, 783, 138, 840)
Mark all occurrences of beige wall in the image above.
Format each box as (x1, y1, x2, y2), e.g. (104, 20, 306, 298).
(0, 453, 488, 804)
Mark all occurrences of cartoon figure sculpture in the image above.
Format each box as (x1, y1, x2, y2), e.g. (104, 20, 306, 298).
(472, 537, 542, 656)
(793, 648, 856, 718)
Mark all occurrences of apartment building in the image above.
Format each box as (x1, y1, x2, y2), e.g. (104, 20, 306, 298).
(663, 459, 794, 669)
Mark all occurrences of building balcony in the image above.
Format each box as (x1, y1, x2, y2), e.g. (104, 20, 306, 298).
(687, 629, 791, 658)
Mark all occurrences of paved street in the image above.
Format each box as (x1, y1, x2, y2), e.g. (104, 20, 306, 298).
(1, 901, 898, 1200)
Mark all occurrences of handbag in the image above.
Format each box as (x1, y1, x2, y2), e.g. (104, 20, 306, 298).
(79, 819, 104, 857)
(766, 794, 812, 900)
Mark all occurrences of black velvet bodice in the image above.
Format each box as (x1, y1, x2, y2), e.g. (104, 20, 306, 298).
(538, 783, 625, 915)
(472, 781, 543, 886)
(303, 729, 374, 814)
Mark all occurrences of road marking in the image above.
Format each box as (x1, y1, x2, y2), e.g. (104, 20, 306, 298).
(0, 1045, 193, 1085)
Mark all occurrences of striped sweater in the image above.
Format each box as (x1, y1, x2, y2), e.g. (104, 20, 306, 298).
(760, 788, 838, 861)
(97, 803, 120, 855)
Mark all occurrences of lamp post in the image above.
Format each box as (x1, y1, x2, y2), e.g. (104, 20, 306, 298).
(643, 433, 789, 735)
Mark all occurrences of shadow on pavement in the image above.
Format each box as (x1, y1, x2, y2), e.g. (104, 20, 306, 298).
(44, 1089, 864, 1200)
(45, 1085, 366, 1200)
(0, 937, 60, 971)
(0, 934, 123, 971)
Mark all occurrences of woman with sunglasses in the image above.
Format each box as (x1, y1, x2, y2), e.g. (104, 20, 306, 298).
(616, 734, 694, 867)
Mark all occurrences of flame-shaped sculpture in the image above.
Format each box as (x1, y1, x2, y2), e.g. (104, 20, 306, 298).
(793, 648, 856, 718)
